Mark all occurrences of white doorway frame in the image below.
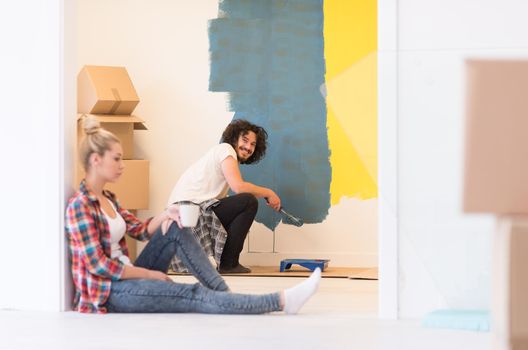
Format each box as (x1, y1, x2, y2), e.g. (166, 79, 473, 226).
(59, 0, 400, 318)
(60, 0, 78, 311)
(377, 0, 399, 319)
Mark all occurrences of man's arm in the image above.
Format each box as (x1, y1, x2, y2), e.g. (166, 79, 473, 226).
(221, 156, 281, 211)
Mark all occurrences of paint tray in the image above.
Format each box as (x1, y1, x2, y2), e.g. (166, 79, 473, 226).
(279, 259, 330, 272)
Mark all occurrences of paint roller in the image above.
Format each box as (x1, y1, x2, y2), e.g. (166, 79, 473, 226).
(278, 206, 304, 227)
(266, 199, 304, 227)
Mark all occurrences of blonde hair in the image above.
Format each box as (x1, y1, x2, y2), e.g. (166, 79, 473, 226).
(79, 115, 120, 172)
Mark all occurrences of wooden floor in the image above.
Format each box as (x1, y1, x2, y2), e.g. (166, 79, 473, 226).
(169, 266, 379, 279)
(0, 276, 490, 350)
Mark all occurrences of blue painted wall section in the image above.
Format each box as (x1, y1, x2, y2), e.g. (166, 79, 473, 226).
(209, 0, 331, 230)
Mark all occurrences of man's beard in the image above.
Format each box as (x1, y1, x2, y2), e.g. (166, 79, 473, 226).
(238, 147, 251, 160)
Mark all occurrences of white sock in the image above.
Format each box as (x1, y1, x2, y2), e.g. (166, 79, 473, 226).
(283, 268, 321, 314)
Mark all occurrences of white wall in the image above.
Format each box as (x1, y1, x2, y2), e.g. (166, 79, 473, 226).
(396, 0, 528, 318)
(76, 0, 378, 268)
(0, 0, 75, 311)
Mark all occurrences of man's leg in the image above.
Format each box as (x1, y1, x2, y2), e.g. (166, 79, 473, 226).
(212, 193, 258, 272)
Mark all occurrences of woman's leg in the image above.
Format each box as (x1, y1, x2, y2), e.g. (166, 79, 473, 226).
(212, 193, 258, 270)
(106, 279, 282, 314)
(134, 223, 229, 291)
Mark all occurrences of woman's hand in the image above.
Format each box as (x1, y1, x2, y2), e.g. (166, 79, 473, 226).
(121, 265, 173, 282)
(161, 204, 183, 235)
(147, 269, 173, 282)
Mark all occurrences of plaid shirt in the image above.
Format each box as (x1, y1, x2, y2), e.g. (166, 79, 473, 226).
(65, 180, 152, 313)
(170, 199, 227, 272)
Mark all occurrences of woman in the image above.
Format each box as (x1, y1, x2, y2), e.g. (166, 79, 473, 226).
(65, 115, 320, 314)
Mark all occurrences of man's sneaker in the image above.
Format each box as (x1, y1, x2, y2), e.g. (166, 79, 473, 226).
(218, 264, 252, 274)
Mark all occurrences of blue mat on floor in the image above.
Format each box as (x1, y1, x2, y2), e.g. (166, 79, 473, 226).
(422, 309, 490, 332)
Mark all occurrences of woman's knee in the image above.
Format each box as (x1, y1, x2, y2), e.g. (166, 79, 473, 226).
(165, 222, 189, 241)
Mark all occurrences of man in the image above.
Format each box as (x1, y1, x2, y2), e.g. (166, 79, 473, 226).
(168, 119, 281, 273)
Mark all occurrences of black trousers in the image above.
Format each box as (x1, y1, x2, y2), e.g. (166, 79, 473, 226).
(212, 193, 258, 268)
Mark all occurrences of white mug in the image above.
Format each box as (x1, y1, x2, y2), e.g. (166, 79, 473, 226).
(179, 203, 200, 228)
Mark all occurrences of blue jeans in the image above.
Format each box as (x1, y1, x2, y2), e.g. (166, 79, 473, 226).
(105, 223, 282, 314)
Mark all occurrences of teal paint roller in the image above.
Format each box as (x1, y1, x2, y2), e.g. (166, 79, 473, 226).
(278, 207, 304, 227)
(266, 199, 304, 227)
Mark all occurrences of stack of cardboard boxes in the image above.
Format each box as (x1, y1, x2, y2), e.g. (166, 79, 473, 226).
(76, 65, 150, 260)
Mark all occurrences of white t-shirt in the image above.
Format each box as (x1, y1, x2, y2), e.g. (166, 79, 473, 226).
(168, 143, 237, 205)
(101, 199, 132, 266)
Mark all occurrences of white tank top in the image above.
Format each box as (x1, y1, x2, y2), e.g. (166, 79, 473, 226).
(101, 199, 131, 266)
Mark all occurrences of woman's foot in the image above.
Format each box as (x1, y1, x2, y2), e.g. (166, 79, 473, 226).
(218, 263, 252, 274)
(282, 268, 321, 314)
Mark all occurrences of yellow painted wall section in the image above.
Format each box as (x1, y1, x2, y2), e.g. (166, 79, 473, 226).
(324, 0, 378, 204)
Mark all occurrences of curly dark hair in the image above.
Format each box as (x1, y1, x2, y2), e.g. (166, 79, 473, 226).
(220, 119, 268, 164)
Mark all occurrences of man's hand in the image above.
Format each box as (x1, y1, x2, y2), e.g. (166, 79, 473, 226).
(161, 204, 183, 234)
(266, 191, 281, 211)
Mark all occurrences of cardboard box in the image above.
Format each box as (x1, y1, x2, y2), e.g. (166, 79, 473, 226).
(463, 60, 528, 213)
(77, 160, 150, 210)
(78, 65, 140, 115)
(77, 114, 147, 159)
(493, 217, 528, 349)
(125, 207, 138, 261)
(125, 235, 137, 261)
